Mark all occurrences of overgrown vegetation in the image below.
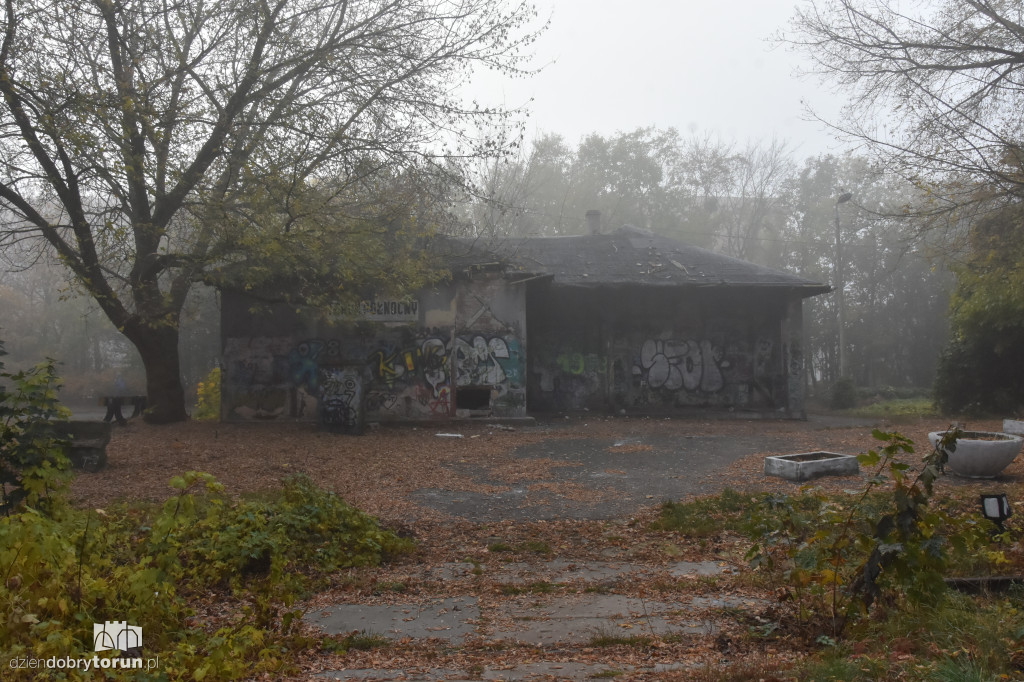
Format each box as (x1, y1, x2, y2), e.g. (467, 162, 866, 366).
(653, 429, 1024, 678)
(830, 377, 858, 410)
(0, 340, 71, 515)
(747, 429, 999, 639)
(0, 348, 412, 680)
(935, 203, 1024, 416)
(2, 471, 412, 680)
(193, 366, 221, 421)
(652, 488, 750, 536)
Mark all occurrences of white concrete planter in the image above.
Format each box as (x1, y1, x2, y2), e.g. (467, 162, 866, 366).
(764, 452, 859, 482)
(928, 431, 1024, 479)
(1004, 419, 1024, 436)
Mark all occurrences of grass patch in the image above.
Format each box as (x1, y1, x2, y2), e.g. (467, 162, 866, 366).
(651, 488, 752, 535)
(842, 397, 940, 420)
(792, 653, 885, 681)
(521, 539, 552, 555)
(486, 541, 514, 552)
(345, 632, 391, 651)
(589, 630, 654, 648)
(374, 580, 408, 594)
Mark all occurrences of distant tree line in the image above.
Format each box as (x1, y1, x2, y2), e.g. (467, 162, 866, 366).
(461, 130, 953, 396)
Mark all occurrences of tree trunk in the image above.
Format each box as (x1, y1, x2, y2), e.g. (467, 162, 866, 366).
(127, 324, 189, 424)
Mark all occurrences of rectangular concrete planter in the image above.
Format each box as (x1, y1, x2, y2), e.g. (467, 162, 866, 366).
(764, 451, 859, 482)
(1004, 419, 1024, 436)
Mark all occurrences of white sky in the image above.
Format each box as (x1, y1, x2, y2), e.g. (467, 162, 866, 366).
(470, 0, 852, 159)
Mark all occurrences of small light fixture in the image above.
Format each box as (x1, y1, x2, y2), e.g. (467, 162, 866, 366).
(980, 493, 1012, 531)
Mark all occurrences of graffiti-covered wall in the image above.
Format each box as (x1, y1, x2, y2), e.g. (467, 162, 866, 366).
(526, 284, 806, 416)
(220, 273, 527, 423)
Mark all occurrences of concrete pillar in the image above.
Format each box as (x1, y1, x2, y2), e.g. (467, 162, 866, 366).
(781, 295, 807, 419)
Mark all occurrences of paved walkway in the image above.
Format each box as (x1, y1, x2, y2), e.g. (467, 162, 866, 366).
(301, 415, 884, 680)
(305, 557, 765, 680)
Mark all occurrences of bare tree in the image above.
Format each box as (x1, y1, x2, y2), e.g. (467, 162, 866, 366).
(784, 0, 1024, 213)
(0, 0, 543, 422)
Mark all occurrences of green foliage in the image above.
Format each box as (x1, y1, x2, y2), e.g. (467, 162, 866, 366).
(154, 472, 413, 590)
(935, 204, 1024, 414)
(652, 488, 751, 536)
(0, 340, 72, 515)
(0, 469, 412, 680)
(744, 429, 994, 640)
(842, 397, 938, 420)
(194, 366, 221, 421)
(792, 652, 887, 681)
(830, 376, 858, 410)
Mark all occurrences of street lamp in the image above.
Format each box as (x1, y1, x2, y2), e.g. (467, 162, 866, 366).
(981, 493, 1012, 533)
(834, 192, 853, 379)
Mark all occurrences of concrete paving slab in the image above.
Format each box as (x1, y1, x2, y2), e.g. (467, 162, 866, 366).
(491, 594, 715, 645)
(315, 662, 634, 681)
(669, 561, 732, 577)
(412, 434, 792, 522)
(304, 597, 480, 642)
(438, 559, 729, 585)
(481, 661, 633, 680)
(315, 669, 464, 681)
(487, 559, 647, 584)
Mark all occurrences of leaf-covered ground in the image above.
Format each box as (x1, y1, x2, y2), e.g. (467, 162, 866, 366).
(68, 415, 1022, 680)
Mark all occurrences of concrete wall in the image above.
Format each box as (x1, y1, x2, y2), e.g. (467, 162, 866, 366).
(220, 273, 527, 424)
(221, 276, 809, 422)
(526, 284, 804, 416)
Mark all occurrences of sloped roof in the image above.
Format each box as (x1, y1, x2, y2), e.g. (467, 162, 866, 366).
(487, 226, 830, 296)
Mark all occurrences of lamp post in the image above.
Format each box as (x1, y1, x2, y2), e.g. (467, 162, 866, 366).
(834, 192, 853, 380)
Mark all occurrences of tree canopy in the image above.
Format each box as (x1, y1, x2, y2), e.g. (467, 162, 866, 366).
(935, 203, 1024, 414)
(0, 0, 543, 422)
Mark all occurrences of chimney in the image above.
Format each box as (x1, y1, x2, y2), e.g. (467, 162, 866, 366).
(585, 209, 601, 235)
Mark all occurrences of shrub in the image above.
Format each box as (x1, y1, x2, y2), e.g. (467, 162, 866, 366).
(829, 376, 857, 410)
(194, 366, 221, 421)
(0, 339, 71, 515)
(744, 429, 997, 640)
(1, 470, 412, 680)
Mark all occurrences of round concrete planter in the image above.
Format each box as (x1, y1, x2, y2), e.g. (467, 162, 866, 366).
(928, 431, 1024, 479)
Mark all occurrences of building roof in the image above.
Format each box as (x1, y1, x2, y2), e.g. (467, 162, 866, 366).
(482, 225, 830, 296)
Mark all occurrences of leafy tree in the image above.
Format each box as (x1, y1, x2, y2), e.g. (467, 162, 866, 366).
(466, 127, 791, 250)
(935, 203, 1024, 414)
(777, 154, 952, 390)
(0, 0, 542, 422)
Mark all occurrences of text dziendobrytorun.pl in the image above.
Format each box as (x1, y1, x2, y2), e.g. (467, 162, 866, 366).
(9, 655, 159, 672)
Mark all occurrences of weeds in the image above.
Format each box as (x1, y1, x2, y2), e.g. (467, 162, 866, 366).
(651, 488, 751, 536)
(745, 429, 997, 640)
(588, 630, 654, 648)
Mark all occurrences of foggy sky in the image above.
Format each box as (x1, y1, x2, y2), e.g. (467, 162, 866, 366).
(471, 0, 849, 157)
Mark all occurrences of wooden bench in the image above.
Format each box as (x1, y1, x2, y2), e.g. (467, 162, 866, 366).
(100, 395, 147, 425)
(53, 420, 111, 472)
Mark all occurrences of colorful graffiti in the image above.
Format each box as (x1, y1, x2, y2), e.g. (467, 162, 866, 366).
(319, 367, 364, 433)
(533, 349, 605, 410)
(453, 336, 512, 386)
(224, 331, 525, 422)
(636, 338, 728, 393)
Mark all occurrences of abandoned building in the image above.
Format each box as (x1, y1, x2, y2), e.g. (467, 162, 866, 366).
(219, 225, 830, 428)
